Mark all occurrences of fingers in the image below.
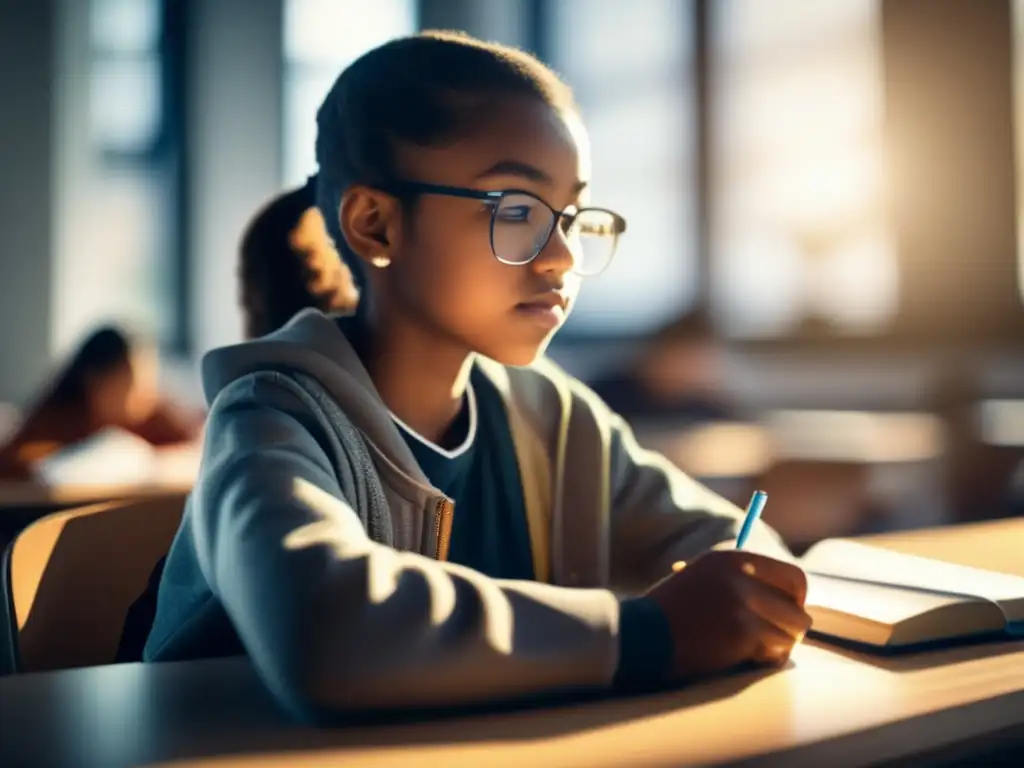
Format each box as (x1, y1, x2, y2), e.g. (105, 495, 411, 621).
(742, 611, 801, 666)
(740, 578, 813, 642)
(733, 552, 808, 606)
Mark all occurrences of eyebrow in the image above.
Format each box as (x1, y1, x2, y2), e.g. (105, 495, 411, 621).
(476, 160, 588, 195)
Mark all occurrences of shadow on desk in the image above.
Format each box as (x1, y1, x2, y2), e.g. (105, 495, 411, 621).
(0, 657, 785, 768)
(328, 661, 787, 733)
(809, 637, 1024, 673)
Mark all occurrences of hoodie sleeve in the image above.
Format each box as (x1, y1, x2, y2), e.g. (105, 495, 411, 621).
(603, 404, 794, 593)
(191, 373, 626, 720)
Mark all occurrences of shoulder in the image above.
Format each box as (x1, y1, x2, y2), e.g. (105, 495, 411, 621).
(207, 370, 311, 419)
(204, 370, 362, 463)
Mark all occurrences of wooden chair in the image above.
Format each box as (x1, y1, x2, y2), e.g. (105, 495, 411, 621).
(1, 493, 186, 673)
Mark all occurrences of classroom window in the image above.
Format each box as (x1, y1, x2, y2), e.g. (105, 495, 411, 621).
(709, 0, 896, 339)
(543, 0, 698, 336)
(55, 0, 183, 352)
(282, 0, 418, 187)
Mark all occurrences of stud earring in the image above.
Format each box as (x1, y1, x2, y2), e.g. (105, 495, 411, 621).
(370, 255, 391, 269)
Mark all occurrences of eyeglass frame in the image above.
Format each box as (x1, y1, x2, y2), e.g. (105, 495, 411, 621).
(378, 179, 627, 276)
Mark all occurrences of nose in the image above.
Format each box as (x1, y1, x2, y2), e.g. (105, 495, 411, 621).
(530, 221, 576, 278)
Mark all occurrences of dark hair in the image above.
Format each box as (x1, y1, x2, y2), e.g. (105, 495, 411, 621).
(314, 30, 576, 294)
(238, 177, 359, 338)
(48, 326, 134, 407)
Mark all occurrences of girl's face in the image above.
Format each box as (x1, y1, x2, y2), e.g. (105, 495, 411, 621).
(87, 348, 159, 429)
(344, 95, 593, 366)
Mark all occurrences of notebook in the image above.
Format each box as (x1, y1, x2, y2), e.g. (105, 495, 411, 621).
(798, 539, 1024, 649)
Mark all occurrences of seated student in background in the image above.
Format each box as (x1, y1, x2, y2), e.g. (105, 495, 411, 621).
(0, 326, 202, 481)
(590, 309, 735, 426)
(238, 177, 359, 339)
(141, 32, 809, 720)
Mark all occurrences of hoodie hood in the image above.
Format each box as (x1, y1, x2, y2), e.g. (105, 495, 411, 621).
(201, 309, 424, 481)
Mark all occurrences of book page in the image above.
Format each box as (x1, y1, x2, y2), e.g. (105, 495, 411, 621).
(34, 427, 157, 486)
(806, 573, 975, 627)
(802, 539, 1024, 613)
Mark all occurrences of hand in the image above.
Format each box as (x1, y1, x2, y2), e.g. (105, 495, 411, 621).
(646, 550, 811, 680)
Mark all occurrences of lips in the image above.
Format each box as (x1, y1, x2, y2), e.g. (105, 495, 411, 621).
(515, 292, 568, 313)
(514, 292, 568, 330)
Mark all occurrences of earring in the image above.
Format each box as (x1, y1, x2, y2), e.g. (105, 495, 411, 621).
(370, 255, 391, 269)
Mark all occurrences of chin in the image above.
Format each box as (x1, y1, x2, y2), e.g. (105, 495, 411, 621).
(482, 334, 555, 368)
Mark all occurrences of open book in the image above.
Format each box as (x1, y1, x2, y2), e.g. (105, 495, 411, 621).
(799, 539, 1024, 648)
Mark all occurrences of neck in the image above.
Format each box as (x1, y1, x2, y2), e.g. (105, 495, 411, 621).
(360, 314, 474, 446)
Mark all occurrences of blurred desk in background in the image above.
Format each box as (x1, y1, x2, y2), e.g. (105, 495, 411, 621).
(0, 437, 198, 551)
(978, 399, 1024, 447)
(638, 410, 945, 475)
(636, 410, 947, 547)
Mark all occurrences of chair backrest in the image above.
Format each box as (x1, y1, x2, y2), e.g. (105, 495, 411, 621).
(3, 493, 185, 672)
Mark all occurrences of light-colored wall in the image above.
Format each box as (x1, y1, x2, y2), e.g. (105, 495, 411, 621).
(188, 0, 284, 357)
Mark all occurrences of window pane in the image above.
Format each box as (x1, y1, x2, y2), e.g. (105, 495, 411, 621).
(55, 169, 175, 348)
(90, 0, 160, 53)
(284, 0, 417, 63)
(550, 0, 688, 85)
(584, 87, 690, 173)
(548, 0, 696, 335)
(283, 67, 342, 189)
(282, 0, 417, 186)
(56, 0, 181, 353)
(566, 173, 697, 333)
(90, 55, 162, 153)
(711, 0, 895, 337)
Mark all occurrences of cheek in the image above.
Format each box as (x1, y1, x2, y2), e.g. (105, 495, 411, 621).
(398, 207, 517, 318)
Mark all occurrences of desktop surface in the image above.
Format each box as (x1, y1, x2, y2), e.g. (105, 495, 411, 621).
(0, 521, 1022, 768)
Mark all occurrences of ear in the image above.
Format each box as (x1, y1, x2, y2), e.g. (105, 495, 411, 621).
(338, 185, 404, 269)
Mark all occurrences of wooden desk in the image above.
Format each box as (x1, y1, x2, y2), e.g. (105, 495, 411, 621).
(0, 525, 1022, 768)
(637, 410, 946, 478)
(860, 518, 1024, 577)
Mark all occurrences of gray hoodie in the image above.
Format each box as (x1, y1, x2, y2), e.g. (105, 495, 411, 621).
(144, 309, 788, 719)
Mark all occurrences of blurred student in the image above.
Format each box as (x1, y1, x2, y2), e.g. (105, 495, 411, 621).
(238, 177, 359, 339)
(590, 309, 734, 425)
(0, 326, 202, 481)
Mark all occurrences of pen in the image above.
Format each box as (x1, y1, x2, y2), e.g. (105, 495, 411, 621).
(735, 490, 768, 550)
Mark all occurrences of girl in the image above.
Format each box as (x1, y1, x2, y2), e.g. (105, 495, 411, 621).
(238, 178, 359, 339)
(143, 32, 810, 720)
(0, 326, 201, 481)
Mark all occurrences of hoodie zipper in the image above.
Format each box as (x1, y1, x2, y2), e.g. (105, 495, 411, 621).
(435, 498, 454, 561)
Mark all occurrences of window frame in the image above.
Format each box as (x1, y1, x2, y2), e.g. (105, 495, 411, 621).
(88, 0, 190, 355)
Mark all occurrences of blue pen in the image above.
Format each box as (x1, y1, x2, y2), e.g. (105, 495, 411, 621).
(735, 490, 768, 549)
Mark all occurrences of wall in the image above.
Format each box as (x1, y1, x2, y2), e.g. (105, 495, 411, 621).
(0, 2, 56, 404)
(187, 0, 284, 357)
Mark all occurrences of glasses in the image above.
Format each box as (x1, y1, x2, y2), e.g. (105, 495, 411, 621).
(383, 180, 627, 277)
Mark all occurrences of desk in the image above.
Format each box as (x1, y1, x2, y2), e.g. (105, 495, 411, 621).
(0, 480, 192, 510)
(1, 524, 1022, 768)
(860, 518, 1024, 577)
(0, 482, 193, 557)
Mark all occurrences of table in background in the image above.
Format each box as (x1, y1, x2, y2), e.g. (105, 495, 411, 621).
(637, 411, 948, 546)
(1, 520, 1022, 768)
